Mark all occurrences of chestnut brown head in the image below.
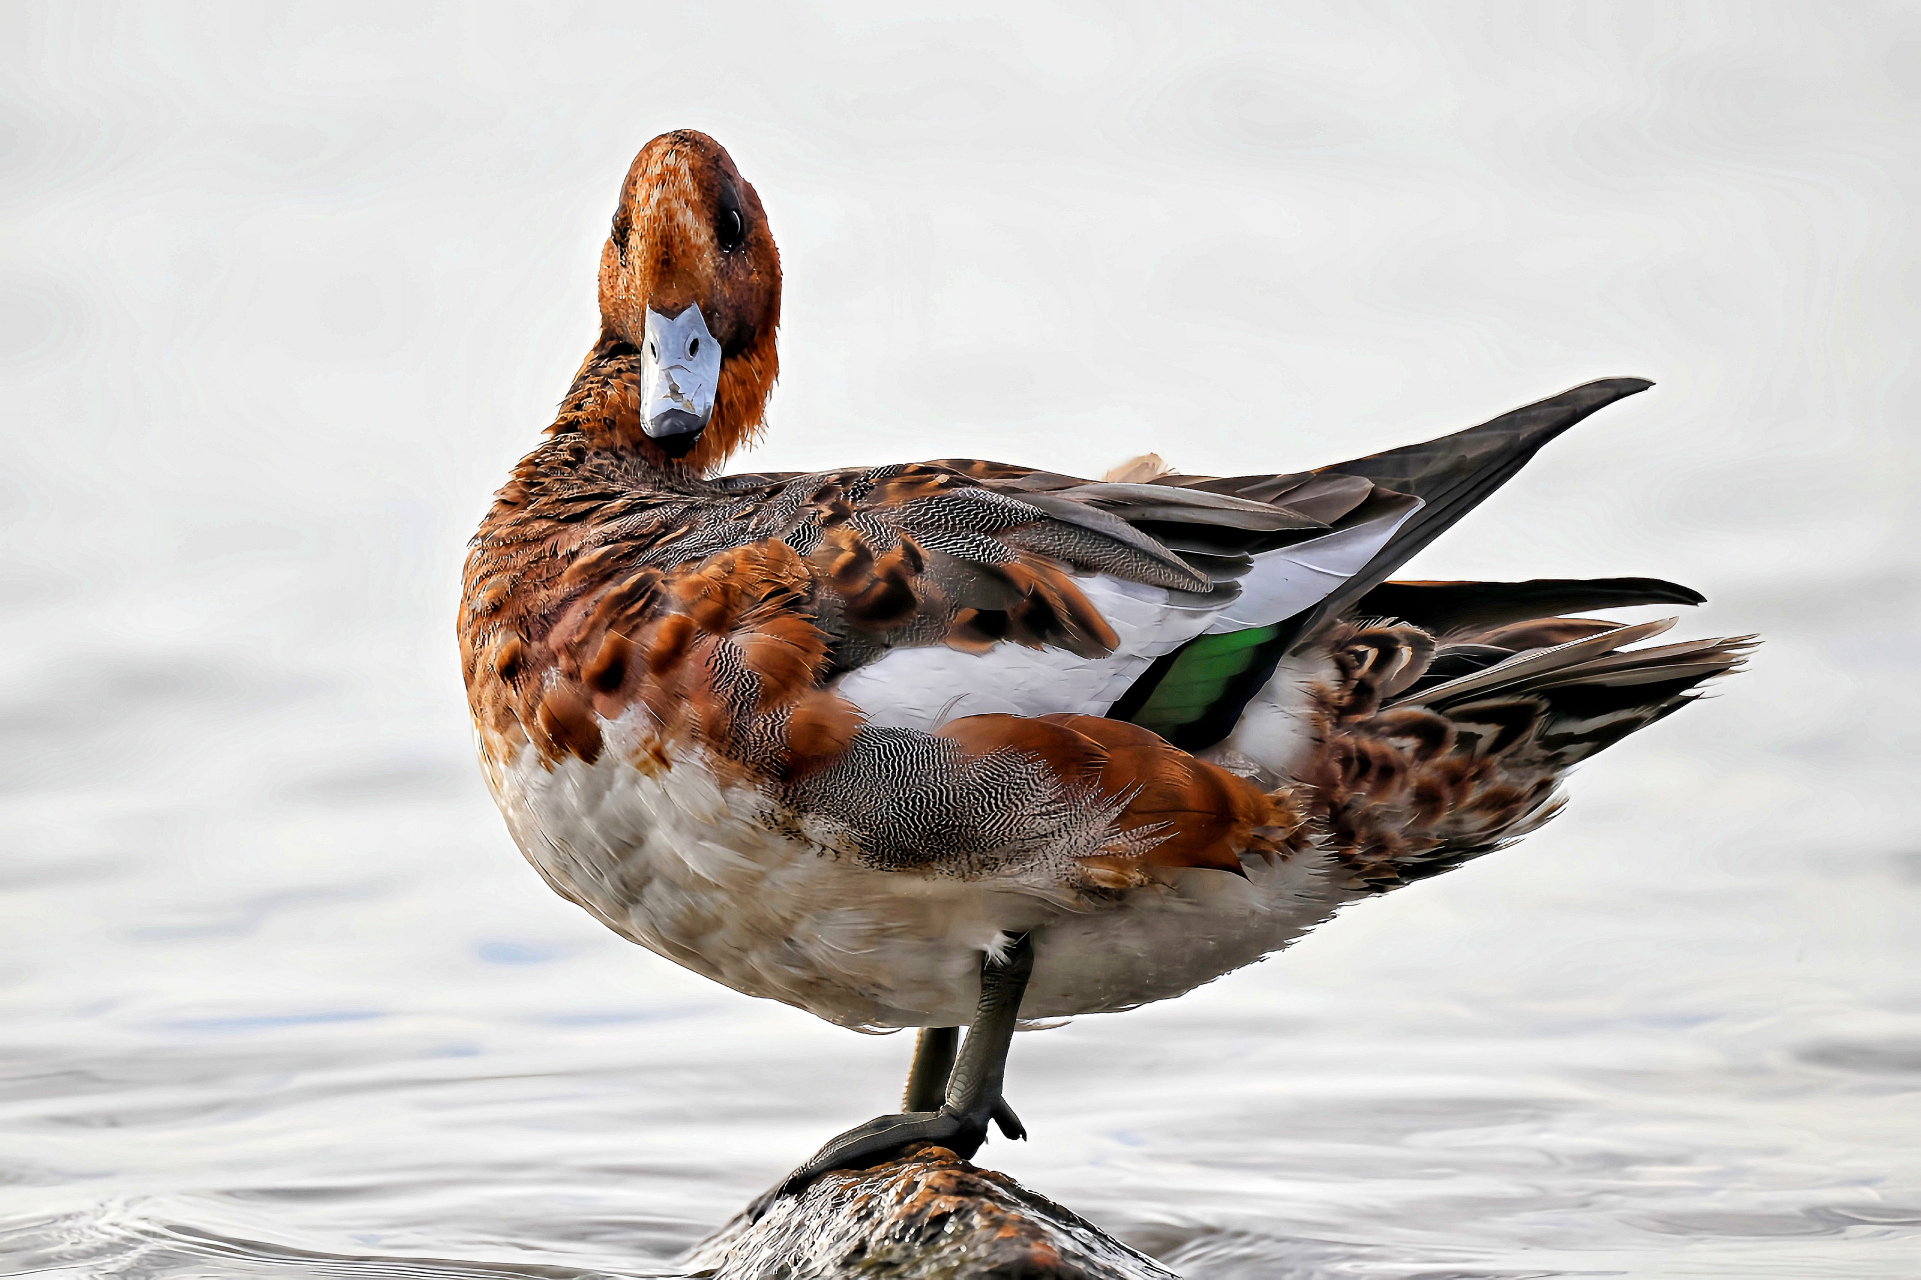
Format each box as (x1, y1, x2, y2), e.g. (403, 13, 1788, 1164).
(599, 130, 781, 471)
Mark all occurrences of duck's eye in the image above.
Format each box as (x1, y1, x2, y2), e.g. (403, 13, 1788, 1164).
(717, 207, 744, 253)
(689, 337, 700, 356)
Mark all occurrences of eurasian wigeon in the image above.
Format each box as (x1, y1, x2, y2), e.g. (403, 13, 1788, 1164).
(459, 130, 1752, 1194)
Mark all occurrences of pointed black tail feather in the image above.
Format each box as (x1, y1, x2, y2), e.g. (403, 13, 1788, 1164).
(1356, 575, 1703, 637)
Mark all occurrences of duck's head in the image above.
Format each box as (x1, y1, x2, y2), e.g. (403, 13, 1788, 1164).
(597, 130, 781, 471)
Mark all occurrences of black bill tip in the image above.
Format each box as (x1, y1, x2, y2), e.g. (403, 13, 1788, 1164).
(646, 410, 705, 458)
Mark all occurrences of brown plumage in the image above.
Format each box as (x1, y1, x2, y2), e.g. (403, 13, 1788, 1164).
(589, 130, 780, 471)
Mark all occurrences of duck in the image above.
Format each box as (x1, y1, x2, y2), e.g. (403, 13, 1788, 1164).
(459, 129, 1753, 1194)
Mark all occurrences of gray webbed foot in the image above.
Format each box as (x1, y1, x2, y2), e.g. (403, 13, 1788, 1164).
(747, 1098, 1023, 1220)
(774, 1097, 1022, 1197)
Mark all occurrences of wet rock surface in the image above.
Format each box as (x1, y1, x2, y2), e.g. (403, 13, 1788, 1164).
(687, 1146, 1178, 1279)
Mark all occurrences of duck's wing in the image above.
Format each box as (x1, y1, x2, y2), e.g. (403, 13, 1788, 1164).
(803, 458, 1430, 732)
(1103, 378, 1661, 748)
(1280, 376, 1654, 645)
(819, 377, 1653, 745)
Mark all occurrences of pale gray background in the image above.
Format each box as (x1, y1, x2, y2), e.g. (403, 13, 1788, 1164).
(2, 3, 1916, 1277)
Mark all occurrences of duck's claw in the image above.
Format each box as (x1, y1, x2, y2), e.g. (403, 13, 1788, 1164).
(990, 1095, 1026, 1141)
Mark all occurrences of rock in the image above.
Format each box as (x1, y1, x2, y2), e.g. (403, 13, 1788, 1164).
(686, 1145, 1179, 1279)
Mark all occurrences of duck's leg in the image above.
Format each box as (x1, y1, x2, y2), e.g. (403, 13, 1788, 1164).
(775, 934, 1033, 1196)
(943, 938, 1030, 1143)
(902, 1026, 958, 1112)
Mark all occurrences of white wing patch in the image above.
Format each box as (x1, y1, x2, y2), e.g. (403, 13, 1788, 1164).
(1204, 493, 1424, 634)
(833, 575, 1220, 730)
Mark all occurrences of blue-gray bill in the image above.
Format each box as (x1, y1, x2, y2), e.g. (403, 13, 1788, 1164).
(641, 303, 721, 457)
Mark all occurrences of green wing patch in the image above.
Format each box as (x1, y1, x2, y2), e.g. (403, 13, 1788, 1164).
(1124, 625, 1278, 737)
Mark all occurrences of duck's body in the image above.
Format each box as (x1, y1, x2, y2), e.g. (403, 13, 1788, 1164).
(484, 695, 1346, 1030)
(460, 130, 1751, 1185)
(467, 425, 1337, 1030)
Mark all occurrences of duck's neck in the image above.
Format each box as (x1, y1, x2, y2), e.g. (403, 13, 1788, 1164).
(549, 332, 662, 458)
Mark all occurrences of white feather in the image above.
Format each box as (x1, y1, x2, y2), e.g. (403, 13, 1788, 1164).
(831, 574, 1219, 730)
(1203, 494, 1423, 633)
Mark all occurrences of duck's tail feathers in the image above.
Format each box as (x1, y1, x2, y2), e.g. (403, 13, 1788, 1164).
(1314, 616, 1755, 889)
(1391, 619, 1757, 765)
(1356, 575, 1703, 639)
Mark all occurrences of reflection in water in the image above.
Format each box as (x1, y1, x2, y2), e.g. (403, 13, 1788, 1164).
(3, 3, 1918, 1277)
